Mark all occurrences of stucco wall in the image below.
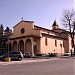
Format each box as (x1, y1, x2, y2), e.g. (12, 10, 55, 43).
(40, 35, 64, 55)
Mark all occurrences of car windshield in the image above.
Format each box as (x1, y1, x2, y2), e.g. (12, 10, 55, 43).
(1, 53, 8, 57)
(9, 52, 20, 54)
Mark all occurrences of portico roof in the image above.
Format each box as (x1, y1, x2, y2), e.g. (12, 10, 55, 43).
(10, 34, 41, 40)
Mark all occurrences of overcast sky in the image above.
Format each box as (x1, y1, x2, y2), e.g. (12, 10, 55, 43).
(0, 0, 74, 30)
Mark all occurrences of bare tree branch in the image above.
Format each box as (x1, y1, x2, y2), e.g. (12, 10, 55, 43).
(61, 9, 75, 56)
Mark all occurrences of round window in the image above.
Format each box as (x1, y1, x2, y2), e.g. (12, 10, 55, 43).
(21, 28, 25, 34)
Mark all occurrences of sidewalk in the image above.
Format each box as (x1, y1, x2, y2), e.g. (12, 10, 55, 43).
(0, 57, 59, 65)
(71, 56, 75, 59)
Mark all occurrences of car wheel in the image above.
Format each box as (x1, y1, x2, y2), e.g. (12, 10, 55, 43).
(18, 57, 22, 61)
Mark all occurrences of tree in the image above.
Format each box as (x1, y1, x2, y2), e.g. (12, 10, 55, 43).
(4, 26, 12, 36)
(0, 24, 4, 35)
(61, 9, 75, 56)
(0, 24, 4, 42)
(0, 24, 4, 51)
(0, 25, 12, 51)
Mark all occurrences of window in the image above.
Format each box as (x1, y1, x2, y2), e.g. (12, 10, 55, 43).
(21, 28, 25, 34)
(63, 41, 65, 47)
(55, 40, 57, 47)
(45, 38, 48, 45)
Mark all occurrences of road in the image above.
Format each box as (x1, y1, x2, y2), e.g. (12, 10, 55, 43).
(0, 58, 75, 75)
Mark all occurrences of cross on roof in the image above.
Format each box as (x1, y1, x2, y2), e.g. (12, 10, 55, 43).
(22, 17, 23, 21)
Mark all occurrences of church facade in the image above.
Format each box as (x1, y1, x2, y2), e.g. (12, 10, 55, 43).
(9, 20, 72, 57)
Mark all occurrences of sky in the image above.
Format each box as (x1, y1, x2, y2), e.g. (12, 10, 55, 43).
(0, 0, 74, 30)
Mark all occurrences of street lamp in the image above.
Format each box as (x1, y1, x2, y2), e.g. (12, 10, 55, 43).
(5, 36, 11, 61)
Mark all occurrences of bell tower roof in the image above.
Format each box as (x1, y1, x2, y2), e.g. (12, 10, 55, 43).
(52, 20, 59, 29)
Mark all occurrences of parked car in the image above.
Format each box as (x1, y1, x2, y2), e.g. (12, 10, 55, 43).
(0, 51, 23, 61)
(62, 52, 71, 58)
(48, 53, 57, 57)
(23, 52, 30, 58)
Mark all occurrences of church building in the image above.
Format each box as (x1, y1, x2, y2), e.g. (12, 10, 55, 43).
(9, 20, 72, 57)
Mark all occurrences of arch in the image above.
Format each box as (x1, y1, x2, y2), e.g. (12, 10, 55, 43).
(13, 41, 17, 51)
(19, 40, 24, 53)
(25, 39, 32, 54)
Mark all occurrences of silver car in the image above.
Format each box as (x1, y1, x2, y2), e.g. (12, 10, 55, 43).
(0, 51, 23, 61)
(23, 52, 30, 58)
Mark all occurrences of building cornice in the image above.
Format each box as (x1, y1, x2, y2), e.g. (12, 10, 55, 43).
(10, 34, 41, 40)
(42, 33, 67, 40)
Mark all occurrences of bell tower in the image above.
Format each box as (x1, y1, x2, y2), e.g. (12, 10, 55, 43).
(52, 20, 59, 30)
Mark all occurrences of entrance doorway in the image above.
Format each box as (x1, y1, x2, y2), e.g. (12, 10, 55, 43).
(25, 39, 32, 55)
(19, 40, 24, 53)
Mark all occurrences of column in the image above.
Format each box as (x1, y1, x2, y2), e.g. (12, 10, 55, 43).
(17, 41, 19, 51)
(11, 42, 13, 51)
(32, 41, 35, 57)
(24, 41, 25, 53)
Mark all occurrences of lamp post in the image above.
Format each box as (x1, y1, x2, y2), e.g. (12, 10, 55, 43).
(5, 36, 11, 61)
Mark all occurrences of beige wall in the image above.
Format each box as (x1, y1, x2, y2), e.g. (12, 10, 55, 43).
(40, 35, 65, 55)
(63, 39, 69, 53)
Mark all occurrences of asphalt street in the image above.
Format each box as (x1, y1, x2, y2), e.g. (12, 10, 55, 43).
(0, 57, 75, 75)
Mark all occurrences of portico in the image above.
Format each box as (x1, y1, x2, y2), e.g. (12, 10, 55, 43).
(10, 35, 40, 57)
